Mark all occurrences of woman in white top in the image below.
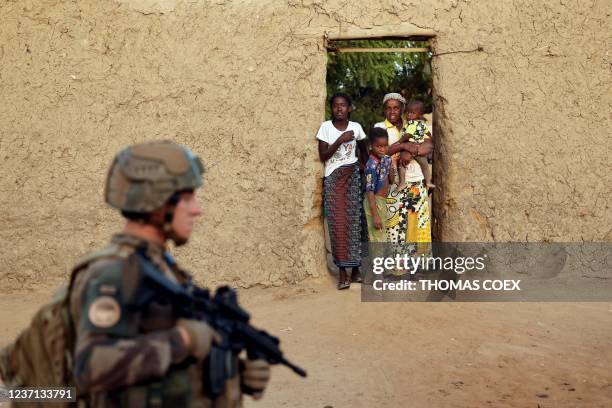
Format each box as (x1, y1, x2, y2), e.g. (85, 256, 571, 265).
(374, 93, 433, 264)
(316, 93, 368, 289)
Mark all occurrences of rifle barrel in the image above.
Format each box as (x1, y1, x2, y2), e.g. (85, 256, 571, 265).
(281, 358, 307, 377)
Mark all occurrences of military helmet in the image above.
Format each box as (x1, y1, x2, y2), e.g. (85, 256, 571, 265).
(105, 140, 204, 213)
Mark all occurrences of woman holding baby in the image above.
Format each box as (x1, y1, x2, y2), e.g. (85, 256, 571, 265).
(374, 93, 433, 264)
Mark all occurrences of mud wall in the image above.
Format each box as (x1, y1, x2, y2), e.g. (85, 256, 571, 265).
(1, 0, 609, 290)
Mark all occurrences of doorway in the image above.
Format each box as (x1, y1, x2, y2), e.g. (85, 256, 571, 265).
(322, 38, 436, 274)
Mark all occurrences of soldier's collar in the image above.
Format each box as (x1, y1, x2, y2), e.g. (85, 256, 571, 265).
(111, 233, 166, 258)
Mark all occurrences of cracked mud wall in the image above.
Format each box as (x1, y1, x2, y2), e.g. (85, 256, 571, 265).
(1, 0, 610, 290)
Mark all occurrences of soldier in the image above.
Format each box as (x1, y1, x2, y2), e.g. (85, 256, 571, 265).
(69, 140, 270, 407)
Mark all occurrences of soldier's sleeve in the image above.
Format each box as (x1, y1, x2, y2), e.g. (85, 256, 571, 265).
(69, 258, 190, 394)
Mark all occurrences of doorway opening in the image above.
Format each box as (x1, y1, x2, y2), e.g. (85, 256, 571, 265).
(321, 37, 437, 275)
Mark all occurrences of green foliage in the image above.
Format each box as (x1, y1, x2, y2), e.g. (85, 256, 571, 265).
(326, 40, 432, 132)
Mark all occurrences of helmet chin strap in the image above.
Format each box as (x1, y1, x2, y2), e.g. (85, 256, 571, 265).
(159, 193, 188, 247)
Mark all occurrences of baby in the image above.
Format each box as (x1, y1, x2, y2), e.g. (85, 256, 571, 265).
(396, 100, 435, 191)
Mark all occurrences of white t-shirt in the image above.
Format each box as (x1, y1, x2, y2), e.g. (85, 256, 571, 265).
(374, 120, 424, 183)
(316, 120, 366, 177)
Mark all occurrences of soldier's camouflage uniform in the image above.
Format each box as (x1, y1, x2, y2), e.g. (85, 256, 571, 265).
(69, 233, 242, 407)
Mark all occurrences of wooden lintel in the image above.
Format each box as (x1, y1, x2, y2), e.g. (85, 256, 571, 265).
(329, 47, 429, 53)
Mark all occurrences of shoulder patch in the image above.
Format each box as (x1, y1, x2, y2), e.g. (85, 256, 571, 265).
(88, 296, 121, 328)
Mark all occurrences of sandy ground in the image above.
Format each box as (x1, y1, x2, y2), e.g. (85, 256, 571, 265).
(1, 277, 611, 408)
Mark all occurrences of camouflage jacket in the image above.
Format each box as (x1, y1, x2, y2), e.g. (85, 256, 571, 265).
(69, 234, 242, 407)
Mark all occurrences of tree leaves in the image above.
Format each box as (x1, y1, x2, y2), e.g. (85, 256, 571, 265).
(326, 40, 432, 132)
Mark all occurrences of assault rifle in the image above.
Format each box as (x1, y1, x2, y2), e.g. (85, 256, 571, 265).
(133, 251, 307, 397)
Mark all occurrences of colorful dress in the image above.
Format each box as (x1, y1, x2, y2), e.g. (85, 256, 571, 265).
(386, 181, 431, 258)
(317, 121, 367, 268)
(374, 120, 432, 260)
(363, 154, 392, 243)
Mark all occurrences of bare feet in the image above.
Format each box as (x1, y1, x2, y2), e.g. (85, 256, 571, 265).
(396, 183, 407, 192)
(338, 269, 350, 290)
(425, 181, 436, 189)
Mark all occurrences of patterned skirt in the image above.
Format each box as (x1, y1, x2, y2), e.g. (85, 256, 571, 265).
(324, 163, 362, 268)
(386, 180, 432, 257)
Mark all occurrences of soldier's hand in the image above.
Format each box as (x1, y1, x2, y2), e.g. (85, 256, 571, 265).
(240, 359, 271, 400)
(176, 319, 221, 360)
